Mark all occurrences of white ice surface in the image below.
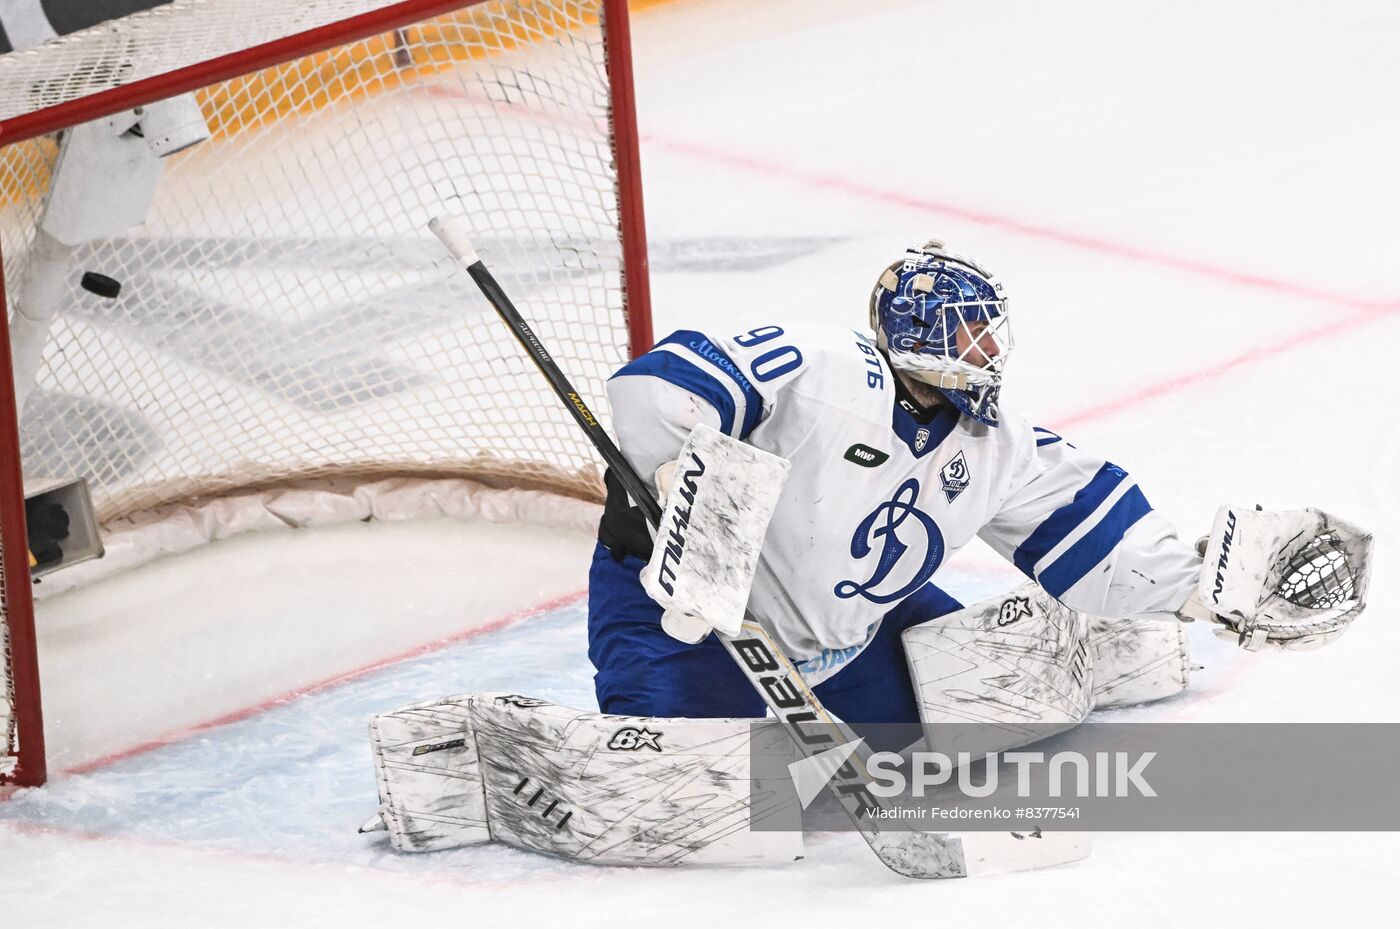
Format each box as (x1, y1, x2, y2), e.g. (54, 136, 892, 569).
(5, 0, 1400, 925)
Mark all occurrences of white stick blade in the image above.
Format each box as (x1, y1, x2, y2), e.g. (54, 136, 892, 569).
(428, 215, 480, 267)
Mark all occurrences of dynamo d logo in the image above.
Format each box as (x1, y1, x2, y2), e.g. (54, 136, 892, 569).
(939, 450, 971, 502)
(834, 478, 945, 604)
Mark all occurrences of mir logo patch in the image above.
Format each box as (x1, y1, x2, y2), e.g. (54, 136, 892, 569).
(843, 443, 889, 468)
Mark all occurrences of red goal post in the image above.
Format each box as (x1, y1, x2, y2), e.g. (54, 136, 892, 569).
(0, 0, 653, 788)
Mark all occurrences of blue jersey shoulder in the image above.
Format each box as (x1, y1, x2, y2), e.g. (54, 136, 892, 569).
(611, 328, 763, 438)
(612, 323, 894, 439)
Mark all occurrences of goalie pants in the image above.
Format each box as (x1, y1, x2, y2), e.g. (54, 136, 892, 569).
(587, 543, 962, 751)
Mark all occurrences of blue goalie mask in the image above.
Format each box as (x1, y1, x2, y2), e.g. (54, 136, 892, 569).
(869, 239, 1012, 426)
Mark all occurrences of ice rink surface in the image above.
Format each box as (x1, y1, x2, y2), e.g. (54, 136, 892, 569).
(4, 0, 1399, 925)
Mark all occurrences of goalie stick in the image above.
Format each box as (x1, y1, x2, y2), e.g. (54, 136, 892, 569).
(429, 215, 1085, 879)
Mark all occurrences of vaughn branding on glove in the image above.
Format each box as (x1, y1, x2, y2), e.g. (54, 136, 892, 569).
(1211, 509, 1237, 604)
(655, 452, 706, 596)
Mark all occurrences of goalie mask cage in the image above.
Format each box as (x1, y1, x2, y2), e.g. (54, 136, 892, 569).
(0, 0, 652, 788)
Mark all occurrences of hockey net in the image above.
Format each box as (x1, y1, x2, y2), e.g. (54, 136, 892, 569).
(0, 0, 650, 786)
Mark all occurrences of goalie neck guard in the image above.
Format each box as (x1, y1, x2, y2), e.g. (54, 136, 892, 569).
(869, 240, 1012, 426)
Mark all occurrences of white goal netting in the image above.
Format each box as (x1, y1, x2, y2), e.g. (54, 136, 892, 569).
(0, 0, 643, 782)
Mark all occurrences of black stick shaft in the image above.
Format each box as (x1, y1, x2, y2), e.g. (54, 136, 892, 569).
(465, 262, 663, 527)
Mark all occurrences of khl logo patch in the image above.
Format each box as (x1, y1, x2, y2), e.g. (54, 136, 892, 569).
(914, 427, 931, 453)
(939, 450, 971, 502)
(834, 478, 945, 604)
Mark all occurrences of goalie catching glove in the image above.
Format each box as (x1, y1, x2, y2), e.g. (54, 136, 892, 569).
(1178, 505, 1373, 650)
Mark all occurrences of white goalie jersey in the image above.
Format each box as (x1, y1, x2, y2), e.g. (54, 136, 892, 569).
(608, 323, 1201, 663)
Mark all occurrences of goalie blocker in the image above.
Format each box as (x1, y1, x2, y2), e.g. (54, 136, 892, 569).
(639, 423, 790, 644)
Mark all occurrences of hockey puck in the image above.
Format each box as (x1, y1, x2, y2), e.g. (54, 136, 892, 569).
(80, 271, 122, 299)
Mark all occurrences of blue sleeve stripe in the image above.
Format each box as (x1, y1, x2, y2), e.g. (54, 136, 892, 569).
(1012, 462, 1128, 578)
(657, 331, 762, 438)
(610, 350, 737, 435)
(1038, 486, 1153, 598)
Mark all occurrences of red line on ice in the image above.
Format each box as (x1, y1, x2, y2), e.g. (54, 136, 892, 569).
(0, 819, 581, 892)
(418, 74, 1400, 391)
(640, 134, 1400, 423)
(1049, 299, 1400, 429)
(58, 588, 588, 779)
(418, 77, 1400, 409)
(27, 92, 1399, 786)
(644, 135, 1395, 314)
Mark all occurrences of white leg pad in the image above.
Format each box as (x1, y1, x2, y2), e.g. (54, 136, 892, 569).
(365, 694, 802, 866)
(902, 582, 1093, 754)
(1088, 617, 1190, 708)
(365, 695, 489, 852)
